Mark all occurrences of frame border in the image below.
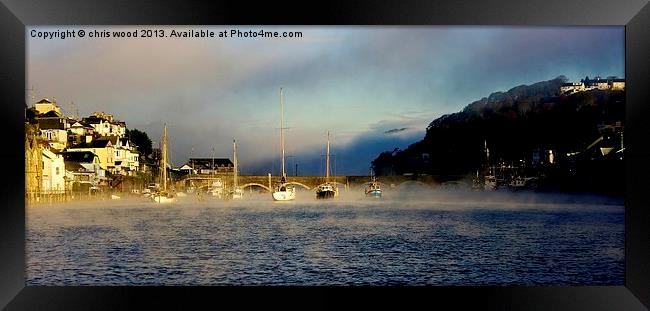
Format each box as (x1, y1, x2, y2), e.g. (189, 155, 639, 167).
(1, 0, 648, 309)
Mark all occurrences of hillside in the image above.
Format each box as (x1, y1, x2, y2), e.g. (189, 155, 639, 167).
(371, 76, 625, 193)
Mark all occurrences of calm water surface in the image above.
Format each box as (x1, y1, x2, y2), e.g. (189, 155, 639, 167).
(26, 192, 624, 285)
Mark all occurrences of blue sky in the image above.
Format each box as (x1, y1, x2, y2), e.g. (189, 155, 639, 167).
(27, 26, 624, 175)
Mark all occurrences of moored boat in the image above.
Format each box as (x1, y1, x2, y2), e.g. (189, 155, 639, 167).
(365, 176, 382, 198)
(152, 124, 176, 204)
(272, 88, 296, 201)
(229, 139, 243, 200)
(315, 131, 338, 199)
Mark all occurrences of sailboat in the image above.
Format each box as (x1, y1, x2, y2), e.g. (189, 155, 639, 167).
(151, 124, 176, 203)
(316, 131, 339, 199)
(365, 170, 382, 198)
(229, 139, 244, 199)
(272, 88, 296, 201)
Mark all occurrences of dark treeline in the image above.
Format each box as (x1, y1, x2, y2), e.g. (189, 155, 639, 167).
(371, 76, 625, 195)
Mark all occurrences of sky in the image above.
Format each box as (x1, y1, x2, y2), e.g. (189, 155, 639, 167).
(27, 26, 624, 175)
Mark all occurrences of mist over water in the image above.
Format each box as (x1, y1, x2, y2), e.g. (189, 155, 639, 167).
(26, 188, 624, 285)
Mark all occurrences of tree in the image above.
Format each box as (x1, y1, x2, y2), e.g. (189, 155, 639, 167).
(126, 128, 153, 160)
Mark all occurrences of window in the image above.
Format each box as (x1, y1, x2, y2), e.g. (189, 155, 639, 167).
(56, 167, 60, 175)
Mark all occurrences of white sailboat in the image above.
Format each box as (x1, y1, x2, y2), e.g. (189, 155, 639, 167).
(151, 124, 176, 204)
(272, 88, 296, 201)
(316, 131, 339, 199)
(230, 139, 243, 199)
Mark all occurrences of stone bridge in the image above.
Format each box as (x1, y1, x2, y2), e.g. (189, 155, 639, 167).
(175, 174, 447, 192)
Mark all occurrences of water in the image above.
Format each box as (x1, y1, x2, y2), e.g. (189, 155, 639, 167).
(26, 191, 624, 285)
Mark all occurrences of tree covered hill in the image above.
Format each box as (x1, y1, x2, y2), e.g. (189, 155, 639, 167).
(371, 76, 625, 180)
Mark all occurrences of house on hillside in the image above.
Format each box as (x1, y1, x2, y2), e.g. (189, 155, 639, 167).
(68, 120, 95, 146)
(37, 117, 69, 151)
(66, 139, 115, 172)
(33, 98, 63, 116)
(62, 151, 106, 190)
(82, 112, 127, 138)
(560, 77, 625, 95)
(42, 145, 66, 194)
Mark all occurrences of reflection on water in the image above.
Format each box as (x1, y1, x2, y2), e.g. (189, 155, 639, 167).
(26, 191, 624, 285)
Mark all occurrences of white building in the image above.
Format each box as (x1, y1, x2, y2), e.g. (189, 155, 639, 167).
(82, 112, 127, 138)
(42, 148, 66, 194)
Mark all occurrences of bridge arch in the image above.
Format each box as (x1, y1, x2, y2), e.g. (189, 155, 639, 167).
(240, 183, 271, 193)
(284, 182, 311, 190)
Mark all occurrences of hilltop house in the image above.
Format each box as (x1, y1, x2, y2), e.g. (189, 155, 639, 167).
(33, 98, 63, 116)
(82, 112, 127, 138)
(560, 77, 625, 95)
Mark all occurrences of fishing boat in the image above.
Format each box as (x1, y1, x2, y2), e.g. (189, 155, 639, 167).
(151, 124, 176, 204)
(272, 88, 296, 201)
(365, 173, 382, 198)
(316, 131, 338, 199)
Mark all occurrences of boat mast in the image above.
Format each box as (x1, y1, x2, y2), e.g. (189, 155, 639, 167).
(280, 88, 286, 181)
(326, 131, 330, 183)
(162, 124, 167, 192)
(233, 139, 238, 189)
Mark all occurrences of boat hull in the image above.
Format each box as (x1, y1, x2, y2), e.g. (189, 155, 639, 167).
(365, 189, 382, 198)
(151, 195, 175, 204)
(316, 190, 337, 199)
(272, 189, 296, 201)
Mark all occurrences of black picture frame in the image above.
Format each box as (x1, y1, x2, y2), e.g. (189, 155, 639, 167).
(1, 0, 649, 309)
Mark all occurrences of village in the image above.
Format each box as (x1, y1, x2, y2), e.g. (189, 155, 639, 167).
(24, 97, 239, 204)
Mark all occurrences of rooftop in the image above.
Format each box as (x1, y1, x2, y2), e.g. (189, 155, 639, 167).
(62, 151, 98, 163)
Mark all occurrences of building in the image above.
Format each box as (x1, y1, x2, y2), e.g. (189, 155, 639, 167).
(82, 112, 127, 138)
(185, 158, 234, 175)
(66, 136, 140, 176)
(559, 82, 585, 94)
(66, 139, 115, 172)
(42, 147, 66, 194)
(33, 98, 63, 116)
(36, 117, 70, 151)
(63, 151, 106, 190)
(611, 79, 625, 90)
(560, 77, 625, 95)
(68, 120, 96, 146)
